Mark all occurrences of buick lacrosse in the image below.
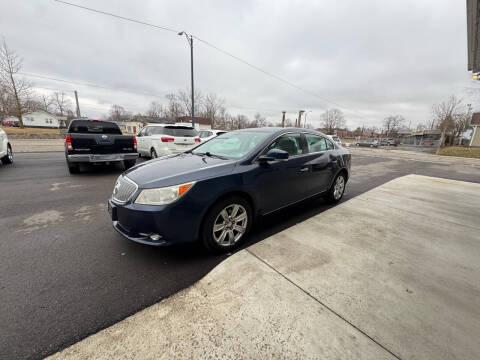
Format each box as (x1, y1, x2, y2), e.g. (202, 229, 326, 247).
(108, 127, 351, 253)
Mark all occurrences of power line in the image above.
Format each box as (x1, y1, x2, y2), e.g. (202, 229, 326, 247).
(54, 0, 179, 34)
(19, 72, 165, 98)
(53, 0, 368, 119)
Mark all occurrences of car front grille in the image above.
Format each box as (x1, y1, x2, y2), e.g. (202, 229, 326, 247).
(112, 175, 138, 203)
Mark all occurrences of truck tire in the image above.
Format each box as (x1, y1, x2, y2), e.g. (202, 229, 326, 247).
(67, 160, 80, 174)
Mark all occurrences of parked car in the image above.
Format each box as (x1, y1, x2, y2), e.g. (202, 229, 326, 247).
(379, 138, 397, 146)
(136, 124, 200, 158)
(108, 127, 351, 253)
(198, 129, 228, 142)
(2, 119, 19, 127)
(327, 135, 342, 146)
(64, 119, 138, 174)
(0, 128, 13, 165)
(355, 139, 378, 147)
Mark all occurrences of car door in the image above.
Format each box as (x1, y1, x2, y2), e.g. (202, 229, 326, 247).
(302, 133, 336, 195)
(254, 132, 313, 213)
(0, 129, 6, 157)
(136, 127, 148, 154)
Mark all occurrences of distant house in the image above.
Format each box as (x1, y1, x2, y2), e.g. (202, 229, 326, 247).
(399, 129, 442, 146)
(470, 113, 480, 147)
(176, 116, 212, 130)
(9, 111, 63, 128)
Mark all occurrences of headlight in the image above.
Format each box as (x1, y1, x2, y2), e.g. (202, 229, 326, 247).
(134, 182, 195, 205)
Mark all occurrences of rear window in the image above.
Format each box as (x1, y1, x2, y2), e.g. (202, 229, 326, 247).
(69, 120, 122, 134)
(162, 126, 198, 137)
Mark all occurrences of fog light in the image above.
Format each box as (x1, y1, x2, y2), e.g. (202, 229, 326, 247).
(149, 234, 161, 241)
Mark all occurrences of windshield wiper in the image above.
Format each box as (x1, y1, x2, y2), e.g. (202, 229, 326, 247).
(192, 151, 228, 160)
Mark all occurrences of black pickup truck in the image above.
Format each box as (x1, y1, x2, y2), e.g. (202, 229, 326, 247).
(65, 119, 138, 174)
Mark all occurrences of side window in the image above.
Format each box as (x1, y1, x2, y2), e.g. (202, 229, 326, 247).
(305, 134, 327, 153)
(266, 133, 302, 156)
(326, 139, 335, 150)
(139, 127, 148, 136)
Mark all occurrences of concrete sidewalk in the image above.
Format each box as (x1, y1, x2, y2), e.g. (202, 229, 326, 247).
(48, 175, 480, 360)
(349, 146, 480, 168)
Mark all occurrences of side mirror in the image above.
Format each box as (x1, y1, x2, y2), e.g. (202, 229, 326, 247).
(258, 149, 289, 162)
(137, 133, 142, 137)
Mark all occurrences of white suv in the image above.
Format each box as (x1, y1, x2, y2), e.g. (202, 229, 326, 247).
(198, 129, 227, 142)
(0, 128, 13, 165)
(136, 124, 200, 158)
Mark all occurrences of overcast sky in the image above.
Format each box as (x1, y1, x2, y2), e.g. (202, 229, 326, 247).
(0, 0, 476, 128)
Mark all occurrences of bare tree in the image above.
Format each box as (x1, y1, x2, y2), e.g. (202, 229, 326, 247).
(41, 94, 54, 114)
(320, 109, 346, 134)
(51, 92, 72, 116)
(251, 113, 267, 128)
(203, 93, 225, 128)
(177, 88, 203, 117)
(146, 101, 165, 118)
(432, 95, 471, 146)
(383, 115, 405, 136)
(165, 93, 183, 119)
(108, 104, 130, 122)
(0, 38, 34, 128)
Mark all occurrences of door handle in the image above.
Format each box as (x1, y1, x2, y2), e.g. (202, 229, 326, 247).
(299, 166, 309, 172)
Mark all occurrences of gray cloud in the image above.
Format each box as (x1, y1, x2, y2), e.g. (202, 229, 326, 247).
(0, 0, 474, 128)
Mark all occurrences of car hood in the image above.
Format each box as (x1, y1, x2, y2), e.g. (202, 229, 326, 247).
(124, 153, 237, 188)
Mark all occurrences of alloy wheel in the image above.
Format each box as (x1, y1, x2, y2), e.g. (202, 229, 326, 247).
(212, 204, 248, 246)
(7, 147, 13, 162)
(333, 175, 345, 200)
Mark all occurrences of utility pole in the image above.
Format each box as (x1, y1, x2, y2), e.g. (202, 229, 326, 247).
(281, 111, 286, 127)
(74, 90, 81, 118)
(178, 31, 195, 127)
(297, 110, 305, 127)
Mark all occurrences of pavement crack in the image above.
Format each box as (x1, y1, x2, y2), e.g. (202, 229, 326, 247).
(245, 248, 403, 360)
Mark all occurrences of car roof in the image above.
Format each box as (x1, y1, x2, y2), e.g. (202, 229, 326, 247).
(233, 127, 327, 136)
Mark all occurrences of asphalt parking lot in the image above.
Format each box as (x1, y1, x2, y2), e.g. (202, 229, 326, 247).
(1, 150, 480, 360)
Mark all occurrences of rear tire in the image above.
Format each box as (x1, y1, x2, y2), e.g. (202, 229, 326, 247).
(325, 172, 346, 204)
(201, 196, 252, 254)
(124, 159, 136, 170)
(1, 145, 13, 164)
(67, 160, 80, 174)
(151, 148, 157, 159)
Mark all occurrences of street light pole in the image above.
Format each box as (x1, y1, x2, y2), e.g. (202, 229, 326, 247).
(178, 31, 195, 127)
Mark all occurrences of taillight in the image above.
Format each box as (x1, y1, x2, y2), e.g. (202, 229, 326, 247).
(161, 136, 174, 142)
(195, 137, 201, 143)
(133, 137, 137, 151)
(66, 135, 73, 151)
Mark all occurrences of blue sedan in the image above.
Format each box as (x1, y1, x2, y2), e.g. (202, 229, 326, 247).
(108, 127, 351, 253)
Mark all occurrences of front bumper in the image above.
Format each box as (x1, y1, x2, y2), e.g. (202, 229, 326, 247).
(107, 198, 202, 246)
(67, 153, 138, 163)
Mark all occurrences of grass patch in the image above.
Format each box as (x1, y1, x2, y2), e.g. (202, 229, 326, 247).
(437, 146, 480, 159)
(0, 126, 63, 139)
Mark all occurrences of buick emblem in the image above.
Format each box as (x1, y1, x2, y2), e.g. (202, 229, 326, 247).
(102, 135, 108, 139)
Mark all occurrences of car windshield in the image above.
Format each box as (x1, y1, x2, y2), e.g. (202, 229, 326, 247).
(69, 120, 122, 134)
(191, 131, 270, 159)
(149, 126, 198, 137)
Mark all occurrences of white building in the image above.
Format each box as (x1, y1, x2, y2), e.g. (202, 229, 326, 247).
(10, 111, 63, 128)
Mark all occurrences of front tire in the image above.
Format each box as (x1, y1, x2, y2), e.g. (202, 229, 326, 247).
(201, 196, 252, 253)
(325, 173, 346, 204)
(1, 145, 13, 164)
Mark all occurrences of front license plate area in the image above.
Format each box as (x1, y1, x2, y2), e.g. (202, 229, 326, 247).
(108, 202, 118, 221)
